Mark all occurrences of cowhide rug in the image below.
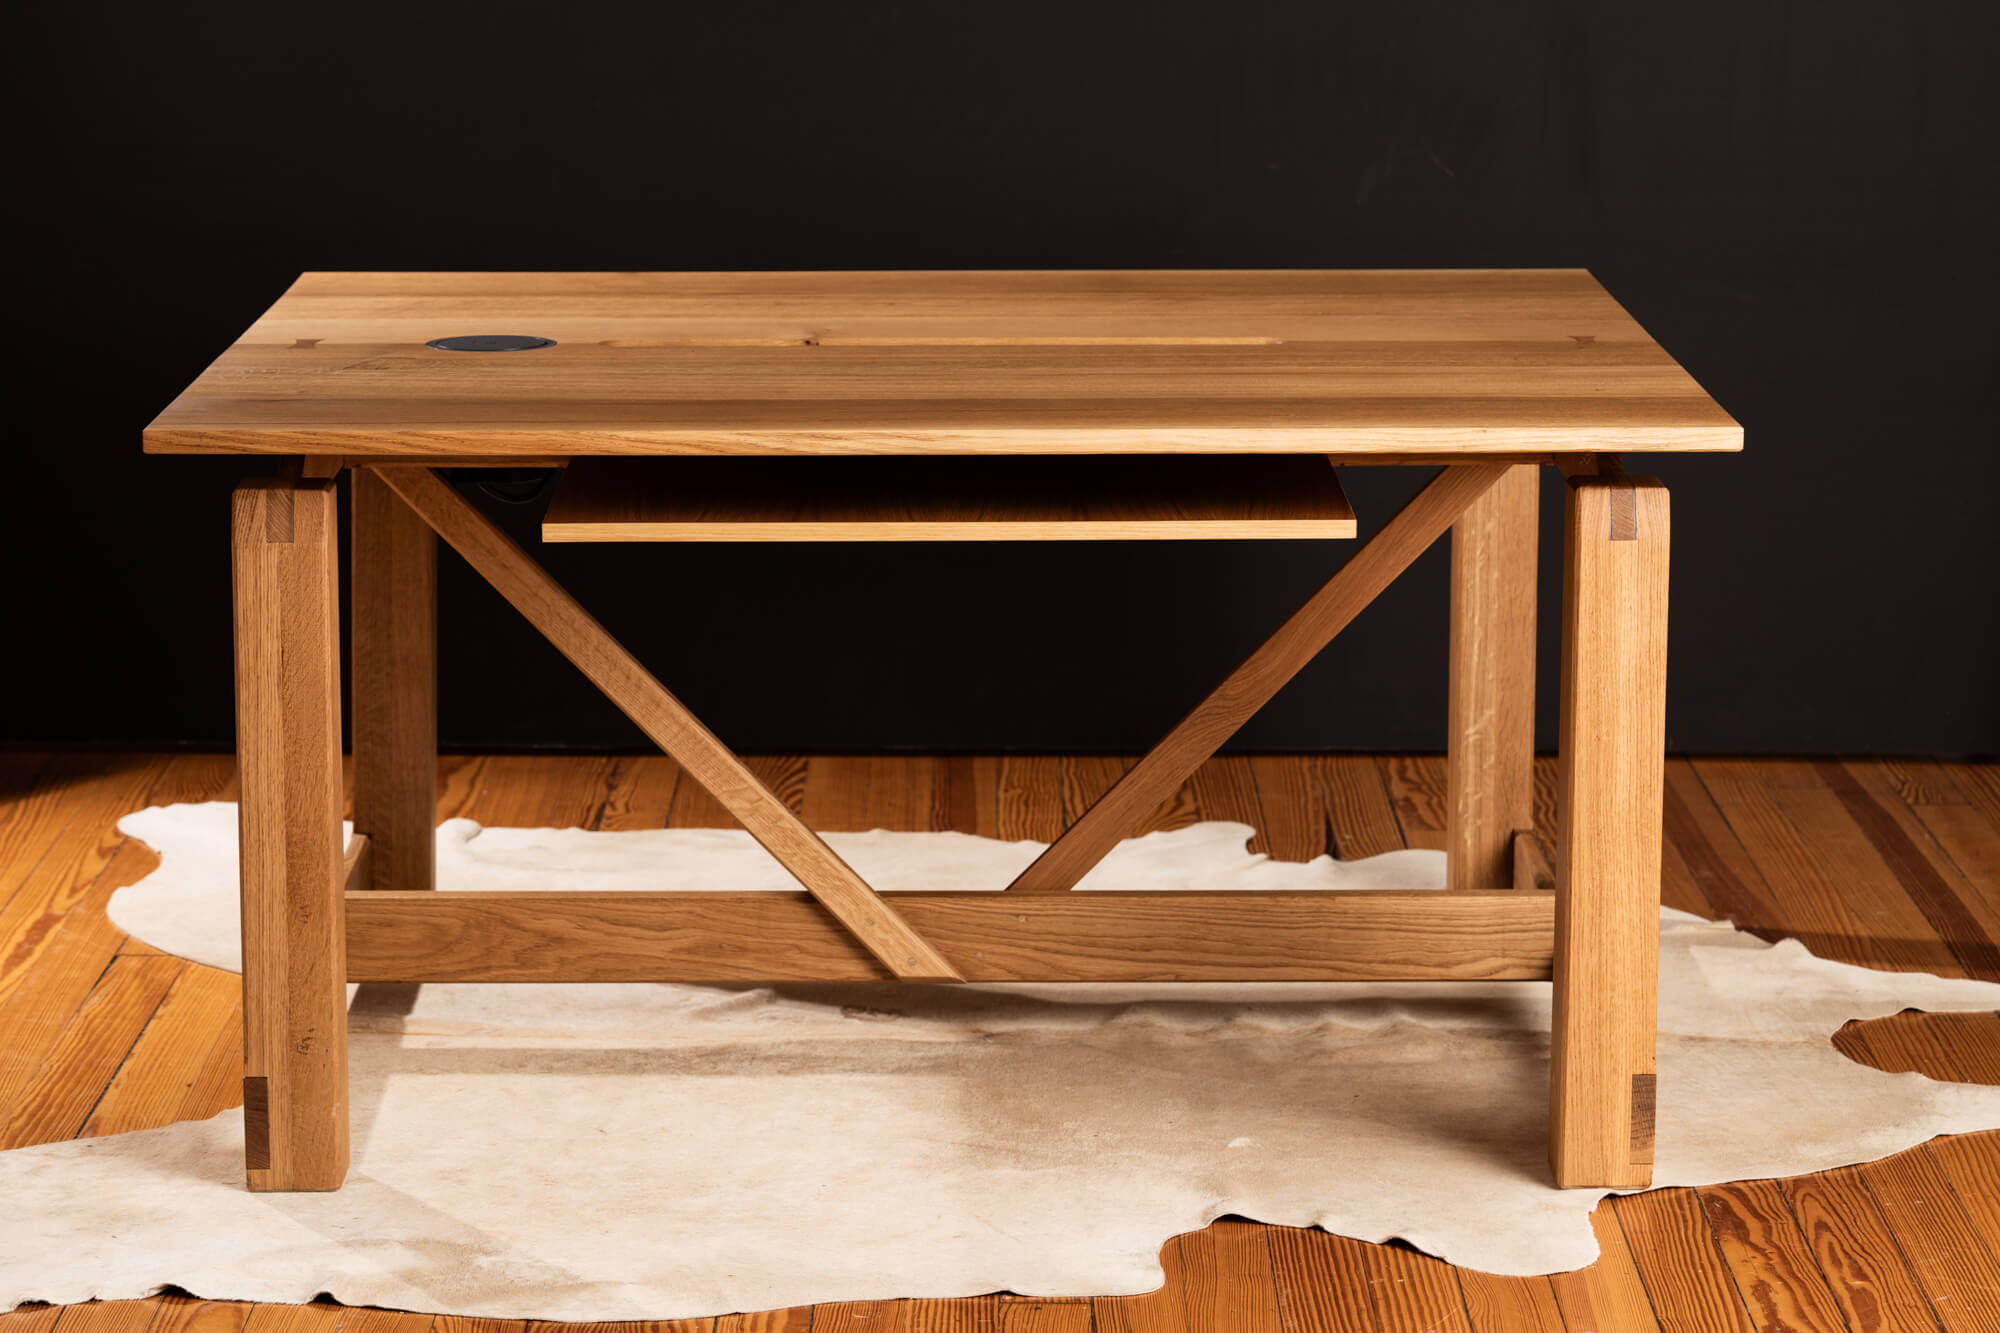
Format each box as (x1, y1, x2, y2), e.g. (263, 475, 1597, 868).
(2, 801, 1995, 1323)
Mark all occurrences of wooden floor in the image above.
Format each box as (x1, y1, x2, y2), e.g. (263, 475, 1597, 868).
(3, 752, 1998, 1333)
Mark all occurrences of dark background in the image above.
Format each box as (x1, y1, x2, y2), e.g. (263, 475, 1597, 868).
(6, 2, 1996, 756)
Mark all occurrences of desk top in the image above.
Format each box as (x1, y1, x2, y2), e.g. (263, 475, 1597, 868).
(144, 270, 1740, 457)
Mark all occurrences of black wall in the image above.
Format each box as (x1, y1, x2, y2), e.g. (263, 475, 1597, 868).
(7, 2, 1996, 756)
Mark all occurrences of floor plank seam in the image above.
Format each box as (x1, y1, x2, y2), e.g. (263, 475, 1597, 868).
(1768, 1177, 1861, 1333)
(1917, 1140, 2000, 1282)
(1679, 763, 1785, 929)
(1693, 1183, 1823, 1333)
(1817, 760, 2000, 982)
(70, 966, 189, 1142)
(1445, 1265, 1481, 1333)
(1606, 1200, 1675, 1333)
(1849, 1170, 1953, 1333)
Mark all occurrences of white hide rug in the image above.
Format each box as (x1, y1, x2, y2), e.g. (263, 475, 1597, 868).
(4, 803, 2000, 1323)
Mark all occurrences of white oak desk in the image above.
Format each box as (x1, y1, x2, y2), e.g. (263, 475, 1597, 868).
(146, 270, 1741, 1193)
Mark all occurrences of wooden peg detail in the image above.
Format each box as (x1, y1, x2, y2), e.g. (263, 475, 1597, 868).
(242, 1076, 271, 1171)
(1631, 1072, 1658, 1169)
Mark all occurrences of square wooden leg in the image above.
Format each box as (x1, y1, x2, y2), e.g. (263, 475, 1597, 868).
(233, 476, 349, 1191)
(1446, 462, 1539, 892)
(352, 467, 438, 893)
(1549, 474, 1668, 1189)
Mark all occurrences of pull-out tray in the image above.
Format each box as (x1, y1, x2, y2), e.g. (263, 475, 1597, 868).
(542, 455, 1356, 542)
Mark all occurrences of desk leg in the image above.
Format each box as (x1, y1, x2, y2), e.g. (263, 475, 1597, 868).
(352, 467, 437, 893)
(1550, 474, 1668, 1189)
(232, 477, 349, 1191)
(1446, 463, 1539, 891)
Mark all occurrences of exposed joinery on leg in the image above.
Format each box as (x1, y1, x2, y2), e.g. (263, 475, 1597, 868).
(1550, 473, 1669, 1189)
(367, 466, 960, 983)
(1447, 463, 1539, 891)
(1555, 453, 1625, 480)
(232, 476, 349, 1191)
(341, 834, 373, 897)
(1512, 828, 1555, 892)
(1006, 463, 1510, 894)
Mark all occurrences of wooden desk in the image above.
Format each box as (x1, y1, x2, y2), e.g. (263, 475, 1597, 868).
(146, 270, 1740, 1193)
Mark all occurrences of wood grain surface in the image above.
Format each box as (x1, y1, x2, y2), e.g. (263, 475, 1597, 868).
(143, 271, 1742, 457)
(1549, 476, 1671, 1189)
(343, 888, 1557, 984)
(542, 455, 1358, 542)
(350, 469, 437, 894)
(230, 479, 349, 1190)
(1445, 463, 1540, 892)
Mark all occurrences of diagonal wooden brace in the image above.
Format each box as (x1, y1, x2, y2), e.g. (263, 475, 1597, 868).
(369, 466, 961, 982)
(1007, 463, 1510, 893)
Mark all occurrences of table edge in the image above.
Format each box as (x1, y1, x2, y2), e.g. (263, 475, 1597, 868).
(144, 425, 1745, 457)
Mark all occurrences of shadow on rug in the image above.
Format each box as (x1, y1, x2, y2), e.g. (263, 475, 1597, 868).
(2, 803, 1995, 1322)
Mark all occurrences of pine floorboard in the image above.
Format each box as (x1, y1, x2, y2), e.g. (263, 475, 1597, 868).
(1, 752, 1996, 1333)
